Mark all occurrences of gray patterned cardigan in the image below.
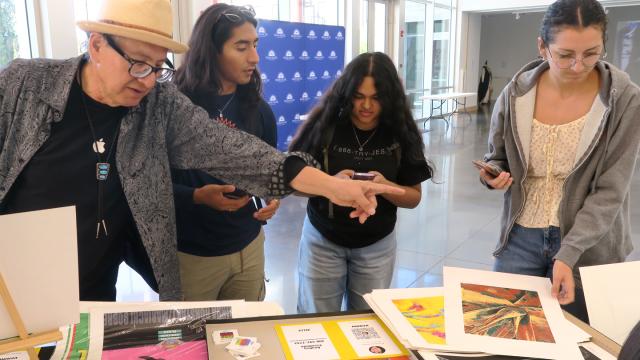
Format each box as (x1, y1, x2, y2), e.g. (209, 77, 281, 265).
(0, 56, 309, 300)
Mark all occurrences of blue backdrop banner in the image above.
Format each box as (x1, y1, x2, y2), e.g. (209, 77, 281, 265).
(257, 19, 346, 151)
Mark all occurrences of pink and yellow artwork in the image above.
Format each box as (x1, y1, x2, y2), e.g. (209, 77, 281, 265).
(392, 296, 446, 345)
(460, 283, 555, 343)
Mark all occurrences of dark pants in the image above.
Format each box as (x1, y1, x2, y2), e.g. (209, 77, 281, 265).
(79, 220, 158, 301)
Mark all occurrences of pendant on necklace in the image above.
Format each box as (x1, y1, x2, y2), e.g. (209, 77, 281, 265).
(96, 162, 110, 181)
(359, 147, 363, 151)
(218, 111, 224, 121)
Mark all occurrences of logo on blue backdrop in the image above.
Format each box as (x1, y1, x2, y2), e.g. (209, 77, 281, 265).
(300, 92, 310, 102)
(277, 116, 287, 125)
(291, 29, 302, 39)
(284, 93, 295, 103)
(285, 135, 293, 146)
(329, 51, 338, 60)
(315, 90, 323, 99)
(307, 30, 317, 39)
(321, 70, 331, 79)
(293, 113, 303, 123)
(261, 73, 270, 83)
(315, 51, 324, 60)
(307, 71, 317, 80)
(275, 72, 287, 82)
(336, 31, 344, 40)
(299, 51, 310, 60)
(258, 26, 267, 37)
(268, 95, 278, 105)
(266, 50, 277, 60)
(292, 72, 302, 82)
(335, 70, 343, 78)
(275, 28, 286, 38)
(322, 31, 331, 40)
(283, 50, 295, 60)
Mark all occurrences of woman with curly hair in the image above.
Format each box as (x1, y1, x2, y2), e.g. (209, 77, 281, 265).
(290, 52, 433, 313)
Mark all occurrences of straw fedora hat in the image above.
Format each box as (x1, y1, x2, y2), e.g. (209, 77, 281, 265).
(77, 0, 188, 53)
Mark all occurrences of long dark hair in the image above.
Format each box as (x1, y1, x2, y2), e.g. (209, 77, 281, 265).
(540, 0, 608, 45)
(290, 52, 431, 170)
(173, 4, 262, 130)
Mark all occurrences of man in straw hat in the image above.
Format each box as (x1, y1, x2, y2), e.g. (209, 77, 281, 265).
(0, 0, 403, 301)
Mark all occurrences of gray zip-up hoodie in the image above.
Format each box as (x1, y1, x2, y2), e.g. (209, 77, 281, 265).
(485, 59, 640, 286)
(0, 56, 314, 300)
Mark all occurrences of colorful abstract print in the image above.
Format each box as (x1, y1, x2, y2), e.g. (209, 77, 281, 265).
(392, 296, 446, 345)
(460, 283, 555, 343)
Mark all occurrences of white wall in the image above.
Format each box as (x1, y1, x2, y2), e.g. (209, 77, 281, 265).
(456, 11, 481, 105)
(38, 0, 77, 58)
(478, 12, 542, 100)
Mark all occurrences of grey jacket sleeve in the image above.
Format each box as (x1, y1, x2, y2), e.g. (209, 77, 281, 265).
(555, 94, 640, 268)
(164, 87, 292, 199)
(482, 89, 509, 188)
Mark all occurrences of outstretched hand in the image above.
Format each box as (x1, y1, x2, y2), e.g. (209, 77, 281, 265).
(326, 178, 405, 223)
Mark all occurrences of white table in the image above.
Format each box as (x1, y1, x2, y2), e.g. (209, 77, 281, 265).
(419, 92, 475, 131)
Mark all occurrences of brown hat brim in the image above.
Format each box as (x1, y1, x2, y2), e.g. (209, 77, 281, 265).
(77, 20, 188, 54)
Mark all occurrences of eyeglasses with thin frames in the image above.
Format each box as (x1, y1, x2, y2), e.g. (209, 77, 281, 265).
(104, 35, 175, 83)
(546, 46, 606, 70)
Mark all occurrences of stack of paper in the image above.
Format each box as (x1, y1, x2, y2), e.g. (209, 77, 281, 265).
(364, 266, 606, 360)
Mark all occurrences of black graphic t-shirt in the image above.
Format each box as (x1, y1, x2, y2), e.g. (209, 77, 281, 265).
(307, 120, 431, 248)
(171, 91, 277, 256)
(0, 77, 151, 300)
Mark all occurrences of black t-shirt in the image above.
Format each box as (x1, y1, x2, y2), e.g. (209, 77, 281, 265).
(171, 91, 277, 256)
(0, 76, 152, 300)
(307, 121, 430, 248)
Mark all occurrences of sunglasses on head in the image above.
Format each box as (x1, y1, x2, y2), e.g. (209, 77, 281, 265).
(219, 5, 256, 22)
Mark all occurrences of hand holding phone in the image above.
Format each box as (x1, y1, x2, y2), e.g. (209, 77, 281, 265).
(472, 160, 501, 177)
(223, 188, 249, 199)
(351, 172, 376, 181)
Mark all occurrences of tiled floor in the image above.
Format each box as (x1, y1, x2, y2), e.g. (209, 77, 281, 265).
(115, 106, 640, 313)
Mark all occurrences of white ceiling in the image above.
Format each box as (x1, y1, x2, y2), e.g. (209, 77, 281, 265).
(460, 0, 640, 14)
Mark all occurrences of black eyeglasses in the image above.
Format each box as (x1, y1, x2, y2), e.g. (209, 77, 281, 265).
(219, 5, 256, 23)
(104, 35, 175, 83)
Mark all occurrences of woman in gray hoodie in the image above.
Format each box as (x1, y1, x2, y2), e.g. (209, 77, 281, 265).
(479, 0, 640, 323)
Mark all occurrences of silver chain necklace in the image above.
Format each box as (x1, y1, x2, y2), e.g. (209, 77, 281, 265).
(351, 122, 378, 151)
(217, 93, 235, 121)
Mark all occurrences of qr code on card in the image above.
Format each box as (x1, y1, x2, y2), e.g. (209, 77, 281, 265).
(351, 326, 379, 340)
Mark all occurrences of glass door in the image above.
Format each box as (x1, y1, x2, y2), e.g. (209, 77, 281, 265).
(360, 0, 389, 54)
(400, 0, 456, 118)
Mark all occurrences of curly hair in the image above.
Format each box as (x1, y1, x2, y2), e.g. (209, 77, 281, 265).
(289, 52, 432, 173)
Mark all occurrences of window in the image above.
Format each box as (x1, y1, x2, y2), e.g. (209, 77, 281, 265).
(0, 0, 34, 68)
(205, 0, 343, 25)
(73, 0, 100, 54)
(402, 0, 456, 118)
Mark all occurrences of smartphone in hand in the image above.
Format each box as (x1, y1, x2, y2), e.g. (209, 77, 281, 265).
(472, 160, 502, 177)
(223, 188, 249, 199)
(352, 172, 376, 181)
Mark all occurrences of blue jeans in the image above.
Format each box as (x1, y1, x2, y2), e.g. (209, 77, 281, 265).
(494, 223, 590, 323)
(297, 216, 396, 313)
(494, 224, 561, 277)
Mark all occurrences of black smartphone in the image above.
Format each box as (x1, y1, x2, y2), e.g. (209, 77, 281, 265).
(223, 188, 248, 199)
(472, 160, 502, 177)
(352, 172, 376, 181)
